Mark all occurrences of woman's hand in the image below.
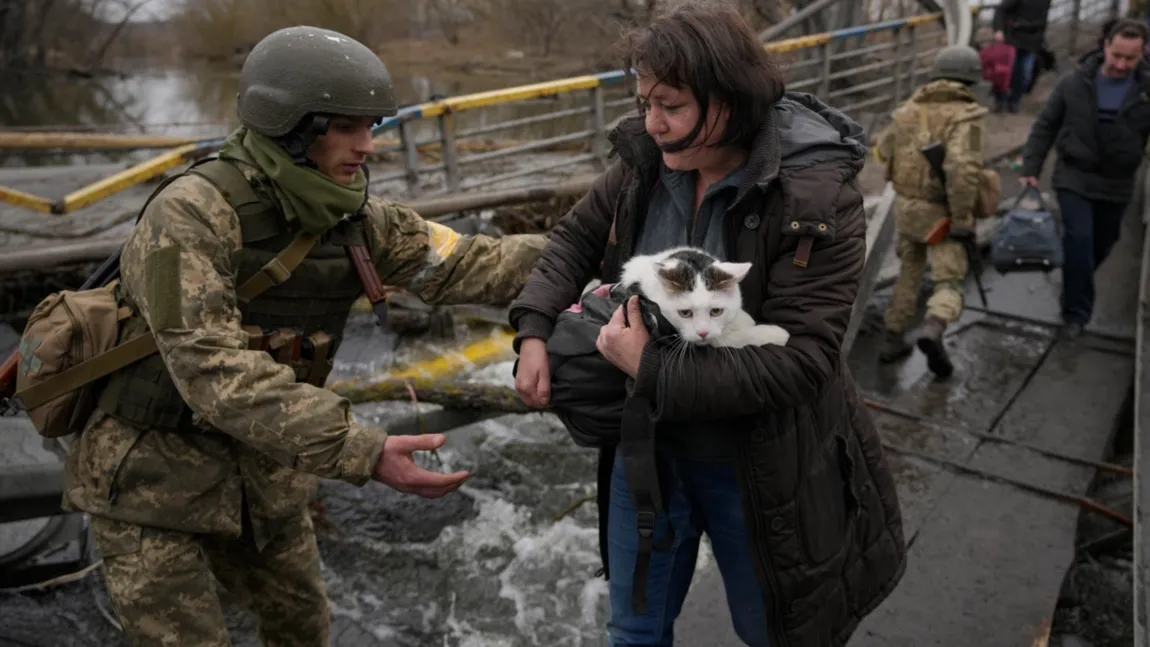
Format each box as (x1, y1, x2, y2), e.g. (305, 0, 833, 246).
(515, 338, 552, 408)
(596, 296, 650, 378)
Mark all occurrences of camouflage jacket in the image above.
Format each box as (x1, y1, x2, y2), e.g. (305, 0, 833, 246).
(874, 80, 987, 238)
(62, 168, 546, 546)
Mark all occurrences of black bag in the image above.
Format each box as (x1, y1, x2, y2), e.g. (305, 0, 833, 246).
(517, 282, 678, 614)
(990, 187, 1064, 273)
(543, 283, 675, 448)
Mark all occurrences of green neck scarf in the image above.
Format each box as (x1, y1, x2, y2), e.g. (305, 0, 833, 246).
(218, 128, 367, 234)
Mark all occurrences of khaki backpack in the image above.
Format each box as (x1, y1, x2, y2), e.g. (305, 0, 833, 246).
(13, 162, 319, 438)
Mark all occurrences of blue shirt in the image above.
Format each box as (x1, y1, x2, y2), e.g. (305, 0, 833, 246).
(1096, 71, 1135, 122)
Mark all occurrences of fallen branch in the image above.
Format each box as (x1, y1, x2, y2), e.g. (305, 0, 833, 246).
(329, 379, 530, 413)
(553, 492, 597, 522)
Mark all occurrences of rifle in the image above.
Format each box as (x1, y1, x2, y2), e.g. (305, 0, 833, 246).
(919, 141, 989, 308)
(0, 248, 123, 415)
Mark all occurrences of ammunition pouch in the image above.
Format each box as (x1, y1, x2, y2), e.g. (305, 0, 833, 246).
(244, 327, 337, 388)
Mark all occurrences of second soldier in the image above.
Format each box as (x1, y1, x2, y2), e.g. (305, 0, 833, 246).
(874, 45, 989, 377)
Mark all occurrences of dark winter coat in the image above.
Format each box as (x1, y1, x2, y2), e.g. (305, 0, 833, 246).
(993, 0, 1053, 53)
(1022, 53, 1150, 202)
(509, 92, 908, 647)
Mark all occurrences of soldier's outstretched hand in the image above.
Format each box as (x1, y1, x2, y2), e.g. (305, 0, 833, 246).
(373, 434, 470, 498)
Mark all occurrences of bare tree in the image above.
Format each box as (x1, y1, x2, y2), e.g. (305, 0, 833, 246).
(0, 0, 154, 72)
(428, 0, 477, 45)
(88, 0, 157, 67)
(491, 0, 608, 56)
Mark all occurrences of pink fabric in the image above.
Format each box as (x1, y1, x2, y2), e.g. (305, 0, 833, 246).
(980, 43, 1016, 95)
(564, 283, 614, 313)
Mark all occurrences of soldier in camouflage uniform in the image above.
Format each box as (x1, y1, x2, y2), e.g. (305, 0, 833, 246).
(873, 45, 988, 378)
(61, 26, 547, 647)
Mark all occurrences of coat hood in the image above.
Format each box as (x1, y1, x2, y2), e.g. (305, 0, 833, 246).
(774, 91, 868, 174)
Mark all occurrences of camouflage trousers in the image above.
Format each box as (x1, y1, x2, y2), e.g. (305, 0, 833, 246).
(883, 234, 968, 333)
(91, 508, 328, 647)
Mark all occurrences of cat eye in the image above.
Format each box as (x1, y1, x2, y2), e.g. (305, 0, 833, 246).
(677, 310, 693, 318)
(710, 308, 724, 317)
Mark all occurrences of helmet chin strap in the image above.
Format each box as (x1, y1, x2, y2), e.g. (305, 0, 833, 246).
(275, 114, 331, 167)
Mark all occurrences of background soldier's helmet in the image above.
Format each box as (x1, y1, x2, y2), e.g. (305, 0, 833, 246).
(929, 45, 984, 85)
(237, 26, 398, 137)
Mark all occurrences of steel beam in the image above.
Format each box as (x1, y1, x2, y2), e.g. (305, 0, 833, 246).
(843, 183, 897, 355)
(759, 0, 847, 42)
(941, 0, 973, 46)
(0, 464, 66, 524)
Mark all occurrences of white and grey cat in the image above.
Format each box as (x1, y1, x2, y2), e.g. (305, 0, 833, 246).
(618, 246, 789, 348)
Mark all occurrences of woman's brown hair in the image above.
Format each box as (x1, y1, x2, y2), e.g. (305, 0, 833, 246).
(617, 2, 786, 153)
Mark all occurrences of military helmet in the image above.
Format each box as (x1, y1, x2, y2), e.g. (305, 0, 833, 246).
(237, 26, 398, 137)
(929, 45, 983, 85)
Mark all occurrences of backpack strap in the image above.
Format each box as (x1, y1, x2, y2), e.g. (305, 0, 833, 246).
(186, 158, 262, 209)
(14, 234, 317, 411)
(618, 394, 674, 615)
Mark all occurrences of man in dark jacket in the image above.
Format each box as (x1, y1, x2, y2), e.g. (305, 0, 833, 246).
(994, 0, 1052, 112)
(1021, 19, 1150, 339)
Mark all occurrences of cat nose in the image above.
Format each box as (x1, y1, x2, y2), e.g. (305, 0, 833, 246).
(697, 330, 709, 338)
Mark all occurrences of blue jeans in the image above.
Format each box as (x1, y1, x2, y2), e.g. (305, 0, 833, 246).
(1008, 49, 1037, 106)
(606, 450, 771, 647)
(1058, 190, 1127, 325)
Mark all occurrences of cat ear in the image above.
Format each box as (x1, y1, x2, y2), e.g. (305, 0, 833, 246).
(715, 262, 752, 283)
(655, 259, 691, 293)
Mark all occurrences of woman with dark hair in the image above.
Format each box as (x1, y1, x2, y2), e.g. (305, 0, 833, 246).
(510, 3, 906, 646)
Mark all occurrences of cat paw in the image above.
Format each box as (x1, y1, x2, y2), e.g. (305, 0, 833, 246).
(743, 324, 790, 347)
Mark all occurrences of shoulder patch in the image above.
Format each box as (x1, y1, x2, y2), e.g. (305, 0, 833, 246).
(144, 245, 183, 331)
(968, 124, 983, 153)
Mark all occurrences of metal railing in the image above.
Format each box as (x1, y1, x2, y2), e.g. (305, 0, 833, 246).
(0, 0, 1116, 214)
(356, 0, 1110, 198)
(364, 11, 960, 198)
